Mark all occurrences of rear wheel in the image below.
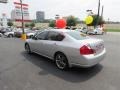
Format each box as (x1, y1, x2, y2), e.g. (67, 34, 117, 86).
(55, 53, 69, 70)
(25, 43, 31, 54)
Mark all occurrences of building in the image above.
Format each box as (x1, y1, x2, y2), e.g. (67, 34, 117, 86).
(0, 13, 8, 28)
(11, 2, 31, 27)
(11, 2, 30, 22)
(11, 10, 16, 21)
(0, 0, 8, 3)
(36, 11, 45, 22)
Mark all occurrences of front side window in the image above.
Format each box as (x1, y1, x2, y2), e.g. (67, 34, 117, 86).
(47, 31, 64, 41)
(36, 31, 48, 40)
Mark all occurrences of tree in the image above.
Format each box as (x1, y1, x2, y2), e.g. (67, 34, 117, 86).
(49, 20, 55, 28)
(25, 23, 29, 28)
(30, 22, 35, 29)
(87, 15, 105, 27)
(7, 21, 13, 27)
(66, 16, 77, 28)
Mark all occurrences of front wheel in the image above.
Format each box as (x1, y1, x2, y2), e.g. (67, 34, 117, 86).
(8, 34, 13, 38)
(55, 53, 69, 70)
(25, 43, 31, 54)
(95, 32, 97, 35)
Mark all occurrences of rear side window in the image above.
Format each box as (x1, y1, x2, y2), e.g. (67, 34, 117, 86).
(66, 31, 88, 40)
(47, 31, 64, 41)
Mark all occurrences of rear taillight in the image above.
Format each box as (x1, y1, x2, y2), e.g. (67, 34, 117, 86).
(80, 45, 95, 55)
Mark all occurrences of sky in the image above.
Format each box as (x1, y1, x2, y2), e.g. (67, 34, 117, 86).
(0, 0, 120, 21)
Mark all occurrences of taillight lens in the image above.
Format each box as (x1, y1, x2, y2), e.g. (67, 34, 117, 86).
(80, 45, 95, 55)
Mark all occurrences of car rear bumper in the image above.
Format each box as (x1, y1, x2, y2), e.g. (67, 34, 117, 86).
(70, 48, 106, 67)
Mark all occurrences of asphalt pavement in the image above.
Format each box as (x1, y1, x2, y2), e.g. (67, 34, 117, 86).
(0, 33, 120, 90)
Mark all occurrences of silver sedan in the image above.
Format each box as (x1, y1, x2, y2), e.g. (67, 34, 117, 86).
(25, 29, 106, 70)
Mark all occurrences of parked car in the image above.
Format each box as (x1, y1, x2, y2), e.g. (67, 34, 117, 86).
(87, 27, 104, 35)
(76, 27, 88, 34)
(0, 28, 12, 34)
(14, 29, 35, 38)
(26, 31, 36, 38)
(25, 29, 106, 70)
(4, 31, 15, 38)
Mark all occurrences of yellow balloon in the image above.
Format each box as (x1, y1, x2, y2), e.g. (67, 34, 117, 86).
(85, 16, 93, 25)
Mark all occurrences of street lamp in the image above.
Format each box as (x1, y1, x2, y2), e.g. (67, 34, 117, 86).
(86, 9, 93, 16)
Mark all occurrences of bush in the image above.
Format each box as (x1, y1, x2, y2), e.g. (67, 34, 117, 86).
(7, 21, 13, 27)
(49, 20, 55, 27)
(66, 16, 77, 27)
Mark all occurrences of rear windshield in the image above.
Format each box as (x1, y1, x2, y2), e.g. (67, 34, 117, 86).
(66, 31, 89, 40)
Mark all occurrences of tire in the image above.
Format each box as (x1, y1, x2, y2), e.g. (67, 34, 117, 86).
(29, 35, 33, 38)
(25, 43, 31, 54)
(102, 32, 104, 35)
(95, 32, 97, 35)
(8, 34, 13, 38)
(54, 53, 69, 70)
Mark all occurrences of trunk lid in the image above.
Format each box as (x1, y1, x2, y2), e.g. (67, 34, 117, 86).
(79, 38, 104, 55)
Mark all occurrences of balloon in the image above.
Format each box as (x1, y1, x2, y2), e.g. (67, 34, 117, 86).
(56, 19, 66, 29)
(85, 16, 93, 25)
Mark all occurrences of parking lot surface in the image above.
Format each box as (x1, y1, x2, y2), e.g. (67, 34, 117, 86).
(0, 33, 120, 90)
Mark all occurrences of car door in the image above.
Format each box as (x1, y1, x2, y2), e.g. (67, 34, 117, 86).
(42, 31, 65, 58)
(30, 31, 49, 54)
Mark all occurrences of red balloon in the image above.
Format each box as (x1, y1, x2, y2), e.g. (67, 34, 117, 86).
(56, 19, 66, 29)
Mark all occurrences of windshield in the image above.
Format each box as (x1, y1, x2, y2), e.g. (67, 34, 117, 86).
(66, 31, 89, 40)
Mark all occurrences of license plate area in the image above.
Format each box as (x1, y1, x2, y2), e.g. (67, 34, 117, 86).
(94, 43, 104, 55)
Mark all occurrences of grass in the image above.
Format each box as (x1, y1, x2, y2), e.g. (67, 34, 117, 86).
(106, 29, 120, 32)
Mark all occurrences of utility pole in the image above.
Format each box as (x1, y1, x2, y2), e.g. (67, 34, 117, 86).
(20, 0, 26, 40)
(101, 5, 104, 17)
(96, 0, 101, 27)
(20, 0, 25, 34)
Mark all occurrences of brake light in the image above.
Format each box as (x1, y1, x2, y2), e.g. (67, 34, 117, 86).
(80, 45, 95, 55)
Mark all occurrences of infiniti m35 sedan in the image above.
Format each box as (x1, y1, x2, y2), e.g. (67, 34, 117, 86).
(25, 29, 106, 70)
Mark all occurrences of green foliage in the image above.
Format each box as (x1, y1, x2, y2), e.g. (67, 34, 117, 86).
(7, 21, 13, 27)
(106, 29, 120, 32)
(49, 20, 55, 27)
(66, 16, 77, 27)
(87, 15, 105, 27)
(25, 23, 29, 28)
(30, 22, 35, 28)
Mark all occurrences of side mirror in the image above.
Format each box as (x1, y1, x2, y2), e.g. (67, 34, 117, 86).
(32, 36, 38, 40)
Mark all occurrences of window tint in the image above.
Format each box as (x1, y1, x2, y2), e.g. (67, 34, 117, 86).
(36, 31, 48, 40)
(66, 31, 88, 40)
(47, 31, 64, 41)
